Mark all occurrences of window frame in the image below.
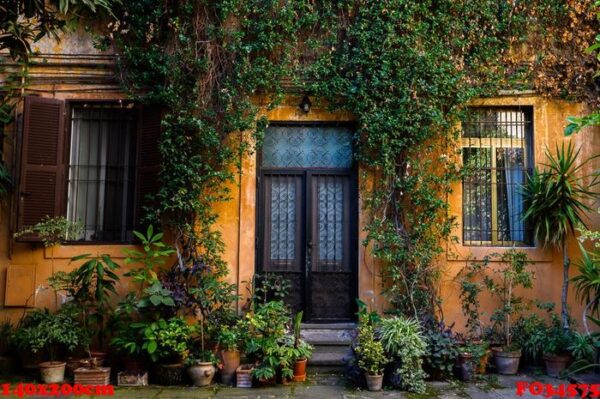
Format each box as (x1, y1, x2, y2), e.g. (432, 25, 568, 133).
(460, 106, 534, 247)
(62, 99, 140, 245)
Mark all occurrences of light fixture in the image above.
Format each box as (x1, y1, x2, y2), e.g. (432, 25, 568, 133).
(299, 95, 311, 114)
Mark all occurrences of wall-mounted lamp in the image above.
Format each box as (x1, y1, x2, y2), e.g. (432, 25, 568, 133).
(299, 95, 312, 114)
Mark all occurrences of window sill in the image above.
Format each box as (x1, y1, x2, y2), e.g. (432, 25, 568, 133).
(446, 242, 553, 263)
(43, 244, 140, 260)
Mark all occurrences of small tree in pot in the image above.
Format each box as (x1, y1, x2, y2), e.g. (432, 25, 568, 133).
(216, 323, 243, 385)
(13, 309, 87, 383)
(355, 317, 388, 392)
(484, 250, 534, 375)
(523, 143, 599, 332)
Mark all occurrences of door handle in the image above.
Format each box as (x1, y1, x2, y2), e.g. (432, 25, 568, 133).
(306, 241, 312, 271)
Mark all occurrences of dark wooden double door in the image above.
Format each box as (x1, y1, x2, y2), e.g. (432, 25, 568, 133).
(258, 170, 357, 322)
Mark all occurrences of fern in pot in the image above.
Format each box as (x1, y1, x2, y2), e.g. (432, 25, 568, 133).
(378, 316, 427, 394)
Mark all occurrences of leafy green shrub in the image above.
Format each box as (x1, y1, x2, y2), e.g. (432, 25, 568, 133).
(422, 319, 459, 379)
(243, 301, 293, 380)
(217, 324, 242, 352)
(511, 313, 548, 364)
(12, 309, 88, 361)
(14, 216, 82, 247)
(139, 317, 195, 363)
(378, 316, 426, 393)
(355, 321, 388, 376)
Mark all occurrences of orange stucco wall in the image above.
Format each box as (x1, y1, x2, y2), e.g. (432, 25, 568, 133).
(1, 31, 599, 330)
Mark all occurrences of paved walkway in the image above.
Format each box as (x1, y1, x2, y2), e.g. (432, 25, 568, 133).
(0, 372, 567, 399)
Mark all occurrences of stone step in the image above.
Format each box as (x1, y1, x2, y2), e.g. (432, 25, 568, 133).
(308, 346, 354, 366)
(301, 325, 355, 346)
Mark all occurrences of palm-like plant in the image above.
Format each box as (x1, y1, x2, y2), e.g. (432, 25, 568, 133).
(572, 244, 600, 335)
(522, 142, 599, 331)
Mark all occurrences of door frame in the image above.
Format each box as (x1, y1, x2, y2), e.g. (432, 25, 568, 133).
(255, 122, 359, 322)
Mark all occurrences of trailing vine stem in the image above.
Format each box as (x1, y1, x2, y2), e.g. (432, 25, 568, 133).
(106, 0, 598, 318)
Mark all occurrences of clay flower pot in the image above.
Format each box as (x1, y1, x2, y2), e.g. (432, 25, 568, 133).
(543, 353, 571, 378)
(236, 365, 253, 388)
(365, 373, 384, 391)
(492, 347, 521, 375)
(293, 358, 307, 382)
(220, 350, 240, 385)
(187, 362, 215, 387)
(39, 361, 66, 384)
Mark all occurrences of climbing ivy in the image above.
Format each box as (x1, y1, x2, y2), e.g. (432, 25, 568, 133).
(108, 0, 598, 317)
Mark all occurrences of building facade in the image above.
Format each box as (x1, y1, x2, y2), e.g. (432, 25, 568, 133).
(0, 28, 599, 330)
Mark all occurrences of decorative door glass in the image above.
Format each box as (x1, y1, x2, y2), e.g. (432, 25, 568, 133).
(259, 125, 356, 321)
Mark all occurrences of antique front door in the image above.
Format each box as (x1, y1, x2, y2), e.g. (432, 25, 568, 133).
(257, 124, 357, 322)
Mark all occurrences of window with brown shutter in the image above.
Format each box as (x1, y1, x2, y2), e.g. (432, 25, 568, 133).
(134, 106, 162, 230)
(17, 97, 161, 243)
(17, 97, 66, 236)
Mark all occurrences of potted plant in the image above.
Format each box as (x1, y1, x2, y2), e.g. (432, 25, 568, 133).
(422, 318, 458, 380)
(13, 309, 87, 383)
(478, 250, 534, 375)
(187, 350, 217, 387)
(290, 311, 313, 382)
(216, 323, 242, 385)
(378, 316, 426, 393)
(0, 320, 15, 375)
(543, 332, 573, 377)
(49, 252, 121, 361)
(523, 143, 598, 332)
(355, 318, 388, 392)
(140, 317, 194, 385)
(243, 300, 293, 386)
(456, 342, 488, 381)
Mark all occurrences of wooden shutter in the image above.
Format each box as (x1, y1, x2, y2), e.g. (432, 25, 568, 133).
(134, 106, 162, 229)
(17, 97, 66, 237)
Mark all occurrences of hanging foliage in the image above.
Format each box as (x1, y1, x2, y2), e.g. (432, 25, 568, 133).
(106, 0, 598, 317)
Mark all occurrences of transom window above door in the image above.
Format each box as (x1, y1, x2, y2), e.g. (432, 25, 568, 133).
(262, 125, 353, 168)
(461, 107, 534, 246)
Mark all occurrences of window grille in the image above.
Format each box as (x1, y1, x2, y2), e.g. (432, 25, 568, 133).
(461, 107, 533, 246)
(66, 106, 137, 241)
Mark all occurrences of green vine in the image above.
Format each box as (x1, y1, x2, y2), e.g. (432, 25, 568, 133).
(108, 0, 595, 317)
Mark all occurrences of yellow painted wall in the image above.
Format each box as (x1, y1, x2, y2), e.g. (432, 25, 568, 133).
(1, 32, 599, 330)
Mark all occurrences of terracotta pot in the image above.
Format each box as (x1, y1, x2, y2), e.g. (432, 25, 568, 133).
(236, 365, 253, 388)
(293, 358, 307, 382)
(492, 347, 521, 375)
(220, 350, 240, 385)
(543, 353, 571, 378)
(477, 349, 491, 374)
(39, 361, 66, 384)
(74, 367, 111, 385)
(187, 362, 215, 387)
(155, 363, 185, 386)
(457, 352, 474, 382)
(365, 373, 384, 391)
